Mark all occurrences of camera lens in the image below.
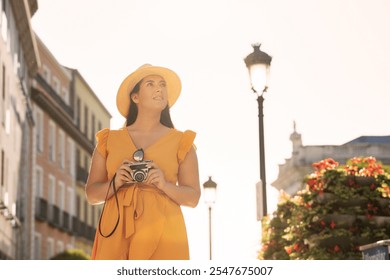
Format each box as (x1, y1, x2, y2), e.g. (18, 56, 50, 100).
(133, 171, 146, 182)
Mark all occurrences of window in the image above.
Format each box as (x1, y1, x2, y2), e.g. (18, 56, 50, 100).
(34, 233, 42, 260)
(58, 181, 65, 210)
(91, 114, 95, 144)
(5, 105, 10, 134)
(42, 64, 51, 84)
(56, 241, 64, 255)
(76, 97, 80, 127)
(58, 130, 65, 169)
(48, 175, 55, 205)
(47, 238, 54, 260)
(76, 148, 80, 167)
(76, 194, 81, 217)
(61, 87, 69, 105)
(1, 3, 8, 43)
(84, 200, 89, 224)
(48, 121, 56, 162)
(35, 166, 43, 197)
(84, 105, 88, 136)
(17, 42, 25, 80)
(35, 108, 44, 152)
(67, 138, 75, 176)
(1, 149, 4, 187)
(91, 205, 96, 225)
(52, 76, 60, 95)
(1, 64, 5, 126)
(84, 154, 89, 171)
(67, 186, 73, 215)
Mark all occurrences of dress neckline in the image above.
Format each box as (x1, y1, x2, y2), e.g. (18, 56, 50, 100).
(124, 127, 175, 151)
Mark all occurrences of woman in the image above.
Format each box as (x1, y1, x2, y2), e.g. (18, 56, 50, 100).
(85, 64, 200, 260)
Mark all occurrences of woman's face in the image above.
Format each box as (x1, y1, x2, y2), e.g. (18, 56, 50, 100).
(132, 75, 168, 112)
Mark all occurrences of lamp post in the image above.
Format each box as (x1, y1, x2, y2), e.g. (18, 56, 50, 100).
(244, 43, 272, 219)
(203, 176, 217, 260)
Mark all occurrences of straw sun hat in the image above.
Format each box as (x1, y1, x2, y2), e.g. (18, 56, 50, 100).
(116, 64, 182, 117)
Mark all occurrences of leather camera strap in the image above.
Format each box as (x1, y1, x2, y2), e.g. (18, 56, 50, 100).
(98, 173, 120, 238)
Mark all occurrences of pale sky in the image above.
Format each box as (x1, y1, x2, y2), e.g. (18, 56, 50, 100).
(31, 0, 390, 260)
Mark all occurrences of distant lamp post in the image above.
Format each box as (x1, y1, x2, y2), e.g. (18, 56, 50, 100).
(203, 176, 217, 260)
(244, 43, 272, 219)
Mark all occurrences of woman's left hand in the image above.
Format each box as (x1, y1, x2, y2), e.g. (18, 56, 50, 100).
(145, 162, 167, 190)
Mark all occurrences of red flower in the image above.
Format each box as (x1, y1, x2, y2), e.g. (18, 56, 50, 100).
(365, 214, 374, 219)
(320, 220, 326, 228)
(333, 245, 341, 253)
(347, 178, 355, 187)
(312, 158, 339, 171)
(367, 203, 378, 214)
(293, 243, 300, 251)
(306, 179, 317, 188)
(330, 220, 336, 229)
(304, 202, 312, 209)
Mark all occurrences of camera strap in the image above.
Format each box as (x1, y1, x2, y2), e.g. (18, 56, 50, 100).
(98, 173, 120, 238)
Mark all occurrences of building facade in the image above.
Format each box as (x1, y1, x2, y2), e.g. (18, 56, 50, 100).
(272, 125, 390, 195)
(28, 35, 76, 259)
(26, 37, 111, 259)
(0, 0, 111, 260)
(68, 67, 111, 256)
(0, 0, 39, 260)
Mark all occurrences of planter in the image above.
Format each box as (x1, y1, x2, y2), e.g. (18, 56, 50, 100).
(372, 216, 390, 226)
(376, 197, 390, 208)
(323, 214, 356, 227)
(315, 192, 335, 204)
(315, 192, 368, 208)
(355, 215, 390, 226)
(307, 234, 351, 249)
(337, 197, 368, 208)
(354, 176, 376, 185)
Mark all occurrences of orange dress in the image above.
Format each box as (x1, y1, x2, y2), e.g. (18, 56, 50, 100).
(90, 127, 196, 260)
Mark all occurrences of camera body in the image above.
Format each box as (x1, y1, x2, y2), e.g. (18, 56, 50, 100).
(129, 160, 152, 182)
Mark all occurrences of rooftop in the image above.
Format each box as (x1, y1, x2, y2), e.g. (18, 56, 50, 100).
(343, 135, 390, 145)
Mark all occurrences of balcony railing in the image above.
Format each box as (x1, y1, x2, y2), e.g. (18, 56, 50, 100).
(34, 202, 96, 241)
(35, 197, 48, 221)
(76, 166, 89, 183)
(72, 216, 79, 235)
(61, 211, 70, 232)
(85, 225, 96, 241)
(70, 216, 95, 241)
(35, 74, 74, 117)
(48, 205, 61, 228)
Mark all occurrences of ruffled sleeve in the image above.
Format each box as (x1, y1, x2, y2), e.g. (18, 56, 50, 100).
(95, 128, 110, 158)
(178, 130, 196, 163)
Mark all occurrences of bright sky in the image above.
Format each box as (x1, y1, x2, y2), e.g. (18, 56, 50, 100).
(31, 0, 390, 260)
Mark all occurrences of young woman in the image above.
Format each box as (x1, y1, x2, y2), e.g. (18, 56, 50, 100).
(85, 64, 200, 260)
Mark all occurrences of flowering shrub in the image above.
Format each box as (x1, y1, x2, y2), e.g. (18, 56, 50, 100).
(259, 157, 390, 260)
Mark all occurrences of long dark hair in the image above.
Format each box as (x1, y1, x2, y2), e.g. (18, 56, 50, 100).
(125, 79, 174, 128)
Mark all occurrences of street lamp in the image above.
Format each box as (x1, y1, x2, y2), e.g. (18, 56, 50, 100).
(203, 176, 217, 260)
(244, 43, 272, 219)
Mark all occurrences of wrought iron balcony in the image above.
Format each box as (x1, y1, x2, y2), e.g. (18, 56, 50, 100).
(76, 165, 89, 183)
(35, 197, 48, 221)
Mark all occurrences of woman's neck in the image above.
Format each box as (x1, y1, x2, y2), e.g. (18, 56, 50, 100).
(130, 113, 163, 132)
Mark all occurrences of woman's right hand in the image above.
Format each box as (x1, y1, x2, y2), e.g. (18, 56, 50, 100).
(114, 160, 135, 188)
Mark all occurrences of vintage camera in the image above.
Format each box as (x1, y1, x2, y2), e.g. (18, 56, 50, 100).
(129, 148, 152, 182)
(129, 160, 152, 182)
